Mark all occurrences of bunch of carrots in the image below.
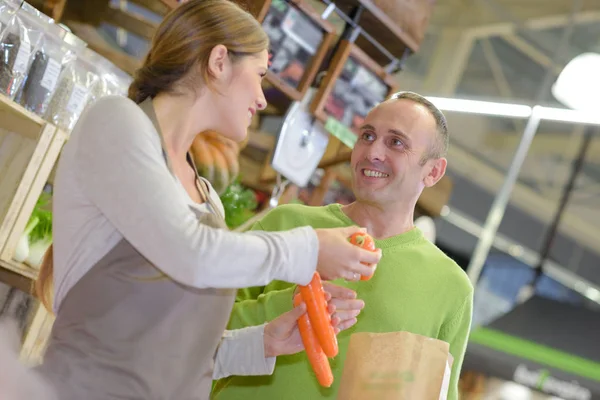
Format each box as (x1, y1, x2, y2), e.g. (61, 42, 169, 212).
(294, 232, 377, 387)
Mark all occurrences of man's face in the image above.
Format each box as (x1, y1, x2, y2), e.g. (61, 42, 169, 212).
(350, 99, 446, 207)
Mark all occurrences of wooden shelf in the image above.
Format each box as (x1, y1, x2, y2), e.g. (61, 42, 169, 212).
(330, 0, 419, 66)
(260, 0, 337, 101)
(0, 94, 66, 282)
(0, 260, 35, 295)
(0, 259, 38, 281)
(20, 301, 54, 365)
(0, 94, 47, 141)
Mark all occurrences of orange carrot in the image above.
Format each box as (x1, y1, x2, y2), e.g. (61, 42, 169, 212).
(294, 294, 334, 388)
(299, 272, 338, 358)
(348, 232, 378, 281)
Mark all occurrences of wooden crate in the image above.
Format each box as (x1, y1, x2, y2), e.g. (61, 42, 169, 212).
(20, 302, 55, 365)
(0, 94, 67, 280)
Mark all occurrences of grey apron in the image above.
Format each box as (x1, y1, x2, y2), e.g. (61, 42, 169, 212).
(37, 98, 235, 400)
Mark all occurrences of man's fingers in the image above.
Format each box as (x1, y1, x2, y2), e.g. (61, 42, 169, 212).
(337, 317, 358, 332)
(327, 303, 336, 315)
(329, 299, 365, 312)
(333, 309, 362, 322)
(323, 282, 356, 299)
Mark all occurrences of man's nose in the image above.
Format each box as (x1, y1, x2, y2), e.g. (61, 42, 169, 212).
(365, 141, 386, 162)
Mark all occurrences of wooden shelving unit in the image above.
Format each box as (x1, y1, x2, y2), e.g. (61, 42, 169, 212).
(325, 0, 419, 66)
(0, 93, 65, 364)
(0, 94, 67, 282)
(257, 0, 337, 102)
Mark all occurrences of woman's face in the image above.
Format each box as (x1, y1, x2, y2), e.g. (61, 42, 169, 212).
(207, 48, 269, 143)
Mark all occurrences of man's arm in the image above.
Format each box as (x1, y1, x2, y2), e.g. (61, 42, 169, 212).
(438, 291, 473, 400)
(229, 285, 296, 329)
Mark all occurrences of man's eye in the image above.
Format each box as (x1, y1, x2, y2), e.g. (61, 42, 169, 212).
(362, 132, 375, 141)
(391, 138, 404, 147)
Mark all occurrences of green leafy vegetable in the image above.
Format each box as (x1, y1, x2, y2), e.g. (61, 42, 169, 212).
(29, 191, 53, 243)
(220, 180, 258, 229)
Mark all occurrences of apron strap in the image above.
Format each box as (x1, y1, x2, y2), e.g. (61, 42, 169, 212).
(137, 97, 226, 223)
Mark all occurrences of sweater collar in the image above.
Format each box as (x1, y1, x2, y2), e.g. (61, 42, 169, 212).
(327, 204, 425, 249)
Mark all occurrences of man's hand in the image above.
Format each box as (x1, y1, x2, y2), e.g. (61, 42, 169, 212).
(322, 282, 364, 333)
(293, 282, 363, 333)
(263, 284, 364, 357)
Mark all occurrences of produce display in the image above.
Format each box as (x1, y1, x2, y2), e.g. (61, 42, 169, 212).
(219, 180, 258, 229)
(14, 191, 52, 270)
(348, 232, 377, 281)
(190, 130, 241, 195)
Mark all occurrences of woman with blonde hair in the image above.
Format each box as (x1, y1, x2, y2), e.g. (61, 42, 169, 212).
(0, 1, 380, 399)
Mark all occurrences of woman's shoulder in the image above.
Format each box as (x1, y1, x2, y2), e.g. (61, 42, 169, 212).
(85, 95, 145, 121)
(73, 96, 157, 147)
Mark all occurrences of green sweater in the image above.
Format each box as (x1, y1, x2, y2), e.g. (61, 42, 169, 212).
(212, 203, 473, 400)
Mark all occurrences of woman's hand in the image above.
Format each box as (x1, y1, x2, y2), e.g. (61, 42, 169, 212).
(263, 284, 363, 357)
(314, 227, 381, 281)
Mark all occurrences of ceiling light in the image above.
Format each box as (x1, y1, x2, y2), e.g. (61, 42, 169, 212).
(552, 52, 600, 113)
(426, 97, 532, 118)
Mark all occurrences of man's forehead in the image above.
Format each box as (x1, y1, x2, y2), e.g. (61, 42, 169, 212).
(365, 99, 429, 127)
(363, 99, 437, 143)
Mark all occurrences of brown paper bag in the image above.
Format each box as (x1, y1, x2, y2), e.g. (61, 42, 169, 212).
(337, 332, 453, 400)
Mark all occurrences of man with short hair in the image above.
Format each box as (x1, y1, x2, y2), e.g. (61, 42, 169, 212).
(212, 92, 473, 400)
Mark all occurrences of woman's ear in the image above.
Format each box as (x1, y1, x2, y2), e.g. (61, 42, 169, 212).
(423, 157, 447, 187)
(207, 44, 231, 82)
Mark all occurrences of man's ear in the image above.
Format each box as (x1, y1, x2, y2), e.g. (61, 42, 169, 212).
(423, 157, 447, 188)
(207, 44, 230, 81)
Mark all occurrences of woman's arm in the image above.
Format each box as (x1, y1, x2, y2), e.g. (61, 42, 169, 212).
(72, 97, 318, 289)
(212, 325, 276, 380)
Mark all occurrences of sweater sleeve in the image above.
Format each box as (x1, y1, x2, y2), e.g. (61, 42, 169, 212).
(212, 325, 276, 379)
(227, 220, 297, 329)
(229, 285, 296, 329)
(438, 291, 473, 400)
(72, 97, 318, 289)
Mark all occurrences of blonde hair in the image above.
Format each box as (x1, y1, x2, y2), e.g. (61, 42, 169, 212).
(36, 0, 269, 311)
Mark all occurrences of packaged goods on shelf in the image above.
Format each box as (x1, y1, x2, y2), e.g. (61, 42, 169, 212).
(0, 2, 50, 99)
(45, 47, 99, 131)
(0, 0, 22, 36)
(15, 20, 80, 117)
(84, 48, 131, 109)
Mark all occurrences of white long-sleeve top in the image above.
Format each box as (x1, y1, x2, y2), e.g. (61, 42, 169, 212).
(50, 95, 318, 379)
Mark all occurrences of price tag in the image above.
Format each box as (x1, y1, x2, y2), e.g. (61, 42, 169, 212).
(13, 42, 31, 75)
(66, 83, 89, 115)
(40, 58, 61, 92)
(325, 117, 357, 149)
